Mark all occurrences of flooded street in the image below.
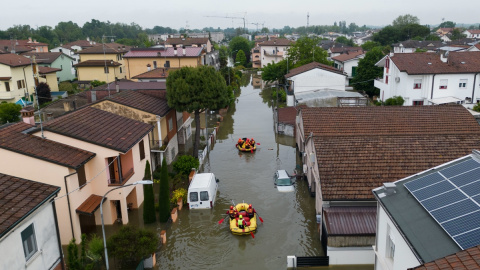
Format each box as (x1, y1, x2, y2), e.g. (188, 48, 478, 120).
(157, 73, 323, 269)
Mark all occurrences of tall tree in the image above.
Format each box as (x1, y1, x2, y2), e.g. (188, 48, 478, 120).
(235, 50, 247, 66)
(335, 36, 355, 46)
(287, 36, 330, 68)
(229, 36, 251, 63)
(450, 29, 467, 40)
(36, 82, 52, 106)
(143, 161, 155, 224)
(166, 66, 230, 158)
(392, 14, 420, 27)
(439, 21, 456, 28)
(218, 45, 228, 69)
(350, 46, 385, 97)
(158, 158, 170, 222)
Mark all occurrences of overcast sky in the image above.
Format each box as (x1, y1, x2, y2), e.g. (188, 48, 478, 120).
(2, 0, 479, 31)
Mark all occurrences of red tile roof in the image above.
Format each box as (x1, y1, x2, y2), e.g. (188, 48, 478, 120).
(331, 50, 364, 62)
(166, 37, 209, 46)
(103, 90, 170, 116)
(43, 107, 153, 153)
(330, 46, 363, 54)
(74, 60, 121, 67)
(467, 30, 480, 35)
(132, 68, 178, 79)
(38, 66, 61, 74)
(302, 105, 480, 201)
(391, 52, 480, 75)
(92, 81, 166, 91)
(410, 245, 480, 270)
(258, 38, 294, 47)
(0, 53, 32, 67)
(278, 107, 297, 125)
(323, 207, 376, 235)
(21, 52, 72, 64)
(0, 122, 95, 169)
(0, 173, 60, 237)
(301, 105, 480, 138)
(62, 40, 97, 49)
(77, 43, 131, 54)
(123, 47, 203, 58)
(76, 194, 104, 215)
(285, 61, 345, 78)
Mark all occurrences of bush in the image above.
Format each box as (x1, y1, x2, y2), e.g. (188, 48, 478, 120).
(172, 155, 199, 176)
(107, 226, 158, 267)
(384, 96, 405, 106)
(473, 103, 480, 112)
(170, 188, 187, 204)
(91, 80, 106, 87)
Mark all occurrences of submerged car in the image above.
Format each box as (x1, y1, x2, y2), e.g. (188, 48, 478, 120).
(274, 170, 295, 192)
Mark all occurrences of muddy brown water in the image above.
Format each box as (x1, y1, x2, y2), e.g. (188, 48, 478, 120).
(96, 74, 372, 270)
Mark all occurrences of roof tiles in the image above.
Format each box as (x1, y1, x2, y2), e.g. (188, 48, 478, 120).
(323, 206, 376, 235)
(123, 47, 203, 58)
(285, 61, 345, 78)
(104, 90, 170, 116)
(411, 245, 480, 270)
(391, 51, 480, 74)
(0, 54, 32, 67)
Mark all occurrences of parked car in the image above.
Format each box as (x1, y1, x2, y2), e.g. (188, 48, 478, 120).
(274, 170, 295, 192)
(187, 172, 219, 209)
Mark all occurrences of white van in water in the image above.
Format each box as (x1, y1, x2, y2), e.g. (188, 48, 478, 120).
(187, 173, 219, 209)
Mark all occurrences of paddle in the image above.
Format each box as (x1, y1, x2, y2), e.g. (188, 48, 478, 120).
(256, 213, 264, 223)
(250, 231, 255, 239)
(256, 143, 260, 145)
(218, 214, 229, 224)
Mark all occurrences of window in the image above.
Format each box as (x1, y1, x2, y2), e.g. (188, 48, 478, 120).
(413, 100, 424, 106)
(351, 66, 357, 77)
(119, 67, 123, 74)
(164, 60, 170, 68)
(139, 140, 145, 160)
(459, 79, 467, 88)
(59, 49, 62, 52)
(200, 191, 209, 201)
(386, 234, 395, 259)
(413, 79, 422, 89)
(104, 66, 109, 74)
(439, 79, 448, 89)
(77, 165, 86, 188)
(168, 118, 173, 132)
(189, 192, 198, 202)
(21, 224, 38, 261)
(5, 82, 10, 92)
(385, 76, 389, 84)
(153, 61, 157, 69)
(17, 80, 22, 89)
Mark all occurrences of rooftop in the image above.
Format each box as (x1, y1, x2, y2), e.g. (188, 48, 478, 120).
(77, 43, 132, 54)
(331, 50, 365, 62)
(123, 47, 203, 58)
(74, 60, 121, 67)
(43, 107, 153, 153)
(258, 38, 294, 47)
(0, 173, 60, 238)
(166, 37, 209, 46)
(410, 245, 480, 270)
(0, 54, 32, 67)
(285, 61, 345, 78)
(102, 90, 170, 116)
(323, 206, 376, 236)
(21, 52, 73, 64)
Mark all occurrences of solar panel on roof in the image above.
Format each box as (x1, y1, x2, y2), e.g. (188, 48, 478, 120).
(404, 157, 480, 250)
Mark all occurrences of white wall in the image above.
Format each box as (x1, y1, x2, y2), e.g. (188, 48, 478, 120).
(0, 201, 61, 270)
(375, 204, 421, 270)
(328, 246, 375, 265)
(290, 68, 346, 94)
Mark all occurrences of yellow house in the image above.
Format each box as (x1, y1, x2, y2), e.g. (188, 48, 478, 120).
(91, 90, 179, 168)
(38, 66, 60, 92)
(0, 106, 153, 244)
(123, 47, 204, 79)
(0, 54, 35, 103)
(75, 43, 131, 83)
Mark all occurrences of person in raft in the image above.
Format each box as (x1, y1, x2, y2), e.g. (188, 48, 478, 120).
(237, 138, 243, 146)
(243, 139, 251, 149)
(247, 204, 256, 218)
(250, 138, 255, 146)
(226, 206, 237, 219)
(238, 215, 245, 229)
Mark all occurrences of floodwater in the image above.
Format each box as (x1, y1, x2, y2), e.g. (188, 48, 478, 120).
(156, 73, 322, 269)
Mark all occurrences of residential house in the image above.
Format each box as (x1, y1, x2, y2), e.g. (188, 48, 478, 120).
(392, 40, 444, 53)
(463, 29, 480, 39)
(374, 52, 480, 106)
(131, 67, 178, 82)
(251, 46, 261, 68)
(436, 28, 454, 36)
(123, 47, 204, 79)
(274, 106, 297, 136)
(188, 32, 225, 43)
(22, 52, 76, 82)
(328, 46, 363, 61)
(50, 38, 98, 75)
(166, 37, 212, 53)
(85, 80, 167, 102)
(332, 50, 364, 82)
(0, 173, 63, 270)
(295, 105, 480, 265)
(259, 38, 294, 68)
(284, 62, 348, 106)
(467, 43, 480, 52)
(0, 119, 96, 244)
(409, 245, 480, 270)
(0, 38, 48, 54)
(75, 43, 131, 84)
(373, 151, 480, 270)
(90, 90, 185, 167)
(0, 54, 35, 103)
(38, 66, 62, 92)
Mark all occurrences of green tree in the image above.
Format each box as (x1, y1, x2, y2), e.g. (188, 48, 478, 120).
(235, 50, 246, 66)
(450, 28, 467, 40)
(425, 34, 441, 41)
(229, 36, 251, 63)
(384, 96, 405, 106)
(439, 21, 456, 28)
(172, 155, 199, 176)
(67, 238, 80, 270)
(143, 160, 156, 224)
(218, 45, 228, 69)
(158, 158, 170, 222)
(261, 60, 289, 84)
(392, 14, 420, 27)
(166, 66, 230, 158)
(107, 226, 158, 267)
(361, 41, 381, 51)
(0, 102, 22, 124)
(350, 46, 385, 97)
(287, 36, 330, 68)
(335, 36, 355, 46)
(36, 82, 52, 106)
(261, 27, 269, 33)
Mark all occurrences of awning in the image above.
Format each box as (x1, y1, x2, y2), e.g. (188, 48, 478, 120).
(428, 96, 464, 105)
(76, 194, 104, 216)
(323, 206, 376, 236)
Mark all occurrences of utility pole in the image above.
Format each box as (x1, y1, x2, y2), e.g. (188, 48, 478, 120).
(102, 35, 116, 97)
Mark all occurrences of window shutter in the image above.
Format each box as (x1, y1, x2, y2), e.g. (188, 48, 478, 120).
(139, 140, 145, 160)
(77, 165, 86, 187)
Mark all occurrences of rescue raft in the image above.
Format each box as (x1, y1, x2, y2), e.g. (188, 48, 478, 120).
(229, 203, 257, 236)
(236, 138, 257, 152)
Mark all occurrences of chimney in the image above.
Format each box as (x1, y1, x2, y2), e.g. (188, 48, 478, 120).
(20, 106, 35, 125)
(147, 64, 151, 71)
(183, 48, 186, 56)
(28, 37, 32, 43)
(440, 52, 448, 63)
(87, 37, 90, 42)
(174, 49, 177, 56)
(383, 182, 396, 195)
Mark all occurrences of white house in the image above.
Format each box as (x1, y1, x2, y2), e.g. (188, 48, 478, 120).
(259, 38, 294, 67)
(374, 52, 480, 106)
(332, 50, 364, 80)
(463, 29, 480, 39)
(50, 39, 97, 77)
(284, 62, 347, 106)
(373, 150, 480, 270)
(0, 173, 63, 270)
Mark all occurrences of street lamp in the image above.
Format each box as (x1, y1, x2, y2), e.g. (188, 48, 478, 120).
(101, 180, 154, 270)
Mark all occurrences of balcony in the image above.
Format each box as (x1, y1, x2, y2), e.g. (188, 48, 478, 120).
(264, 50, 284, 57)
(150, 140, 168, 152)
(108, 168, 134, 186)
(374, 78, 387, 92)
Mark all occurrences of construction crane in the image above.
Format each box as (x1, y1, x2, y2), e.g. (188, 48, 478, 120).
(205, 14, 246, 33)
(250, 22, 265, 32)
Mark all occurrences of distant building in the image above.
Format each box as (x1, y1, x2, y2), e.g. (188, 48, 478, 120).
(259, 38, 294, 68)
